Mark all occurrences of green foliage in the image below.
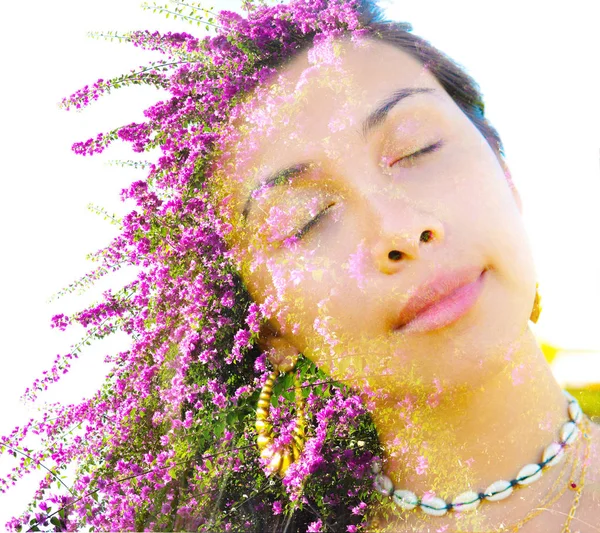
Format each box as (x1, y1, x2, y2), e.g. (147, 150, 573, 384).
(87, 204, 123, 229)
(568, 386, 600, 418)
(141, 1, 220, 31)
(108, 159, 152, 170)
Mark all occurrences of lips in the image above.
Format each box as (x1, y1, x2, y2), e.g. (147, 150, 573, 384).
(394, 266, 486, 331)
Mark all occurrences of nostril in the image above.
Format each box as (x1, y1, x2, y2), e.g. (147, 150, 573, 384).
(420, 230, 433, 242)
(388, 250, 403, 261)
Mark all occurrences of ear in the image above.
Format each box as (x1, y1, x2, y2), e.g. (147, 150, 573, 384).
(497, 155, 523, 214)
(258, 323, 300, 372)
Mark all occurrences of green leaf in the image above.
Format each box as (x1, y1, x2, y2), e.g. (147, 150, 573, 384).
(214, 420, 225, 438)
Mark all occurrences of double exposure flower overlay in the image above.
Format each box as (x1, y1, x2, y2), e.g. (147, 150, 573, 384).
(0, 1, 393, 531)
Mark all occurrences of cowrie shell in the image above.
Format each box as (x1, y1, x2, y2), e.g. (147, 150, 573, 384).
(371, 459, 382, 474)
(452, 490, 481, 512)
(420, 494, 448, 517)
(542, 442, 564, 468)
(516, 463, 542, 485)
(560, 421, 579, 446)
(392, 489, 418, 510)
(374, 474, 394, 496)
(568, 401, 582, 424)
(485, 480, 513, 501)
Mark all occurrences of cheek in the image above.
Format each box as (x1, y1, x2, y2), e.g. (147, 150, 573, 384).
(243, 248, 337, 334)
(249, 256, 364, 374)
(444, 143, 536, 326)
(434, 133, 517, 234)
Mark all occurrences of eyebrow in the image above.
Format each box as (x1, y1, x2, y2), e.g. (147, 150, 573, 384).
(242, 87, 436, 221)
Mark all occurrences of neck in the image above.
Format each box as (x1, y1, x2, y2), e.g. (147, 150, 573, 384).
(368, 327, 569, 505)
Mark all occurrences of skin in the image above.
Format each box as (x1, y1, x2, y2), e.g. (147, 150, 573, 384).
(210, 35, 600, 531)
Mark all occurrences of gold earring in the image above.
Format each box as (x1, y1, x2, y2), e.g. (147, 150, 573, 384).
(530, 282, 542, 324)
(255, 367, 306, 477)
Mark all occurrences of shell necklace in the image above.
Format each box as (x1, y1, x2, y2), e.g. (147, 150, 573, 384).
(372, 390, 585, 517)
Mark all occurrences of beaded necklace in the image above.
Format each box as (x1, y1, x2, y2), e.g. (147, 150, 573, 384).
(486, 415, 591, 533)
(373, 391, 585, 518)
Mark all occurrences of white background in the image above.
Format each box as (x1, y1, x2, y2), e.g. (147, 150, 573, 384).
(0, 0, 598, 525)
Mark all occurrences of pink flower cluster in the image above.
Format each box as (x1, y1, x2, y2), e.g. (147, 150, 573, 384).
(1, 1, 381, 531)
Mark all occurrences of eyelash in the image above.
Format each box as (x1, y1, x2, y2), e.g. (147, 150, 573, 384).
(294, 203, 336, 240)
(390, 140, 443, 167)
(293, 141, 443, 240)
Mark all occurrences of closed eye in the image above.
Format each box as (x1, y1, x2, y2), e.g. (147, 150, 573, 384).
(294, 203, 336, 240)
(391, 140, 443, 167)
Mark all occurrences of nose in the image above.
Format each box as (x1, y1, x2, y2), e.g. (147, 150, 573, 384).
(370, 202, 445, 275)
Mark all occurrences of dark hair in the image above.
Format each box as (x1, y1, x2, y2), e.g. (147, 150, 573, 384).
(265, 0, 503, 158)
(361, 5, 504, 157)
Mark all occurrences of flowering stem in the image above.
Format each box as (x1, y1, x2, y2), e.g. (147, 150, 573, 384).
(304, 498, 333, 532)
(169, 0, 221, 20)
(141, 3, 223, 30)
(0, 442, 75, 497)
(25, 444, 257, 531)
(228, 480, 272, 513)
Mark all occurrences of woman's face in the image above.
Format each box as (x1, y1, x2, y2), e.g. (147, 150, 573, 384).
(213, 35, 537, 396)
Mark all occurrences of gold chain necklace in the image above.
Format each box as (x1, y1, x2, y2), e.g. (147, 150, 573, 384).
(479, 416, 592, 533)
(371, 416, 593, 533)
(562, 416, 591, 533)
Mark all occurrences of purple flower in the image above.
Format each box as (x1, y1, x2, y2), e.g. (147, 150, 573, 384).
(2, 0, 379, 530)
(307, 519, 323, 532)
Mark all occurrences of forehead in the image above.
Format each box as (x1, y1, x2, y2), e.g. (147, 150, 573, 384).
(213, 36, 446, 209)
